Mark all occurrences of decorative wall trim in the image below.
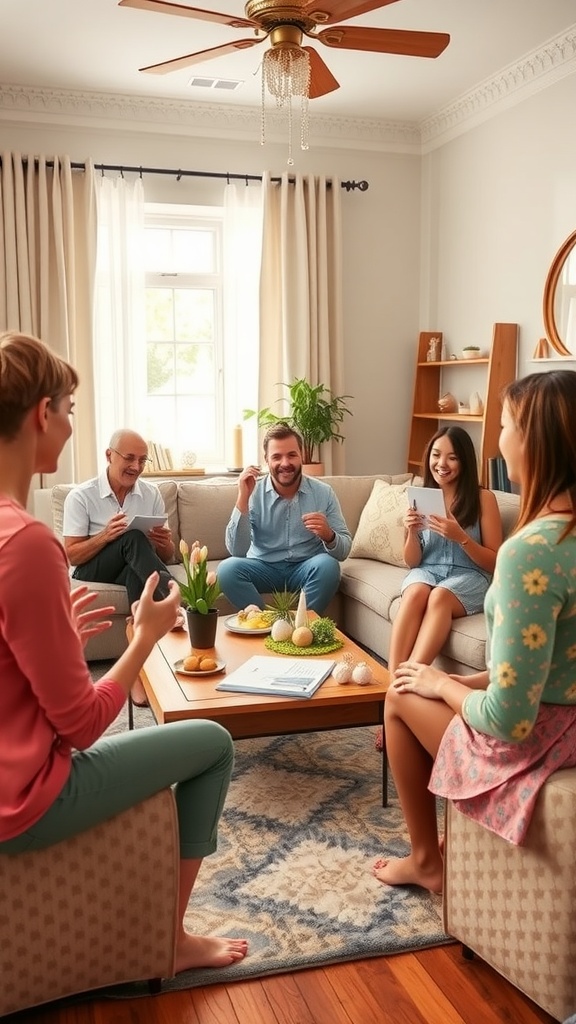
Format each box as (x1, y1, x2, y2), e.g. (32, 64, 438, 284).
(0, 27, 574, 154)
(0, 84, 420, 153)
(420, 27, 576, 151)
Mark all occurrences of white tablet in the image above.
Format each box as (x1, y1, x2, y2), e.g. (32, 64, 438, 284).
(406, 486, 446, 519)
(125, 515, 167, 534)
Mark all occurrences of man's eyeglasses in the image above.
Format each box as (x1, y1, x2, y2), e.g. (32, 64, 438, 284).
(110, 448, 151, 469)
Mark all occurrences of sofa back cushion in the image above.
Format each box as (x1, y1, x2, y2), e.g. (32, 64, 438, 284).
(176, 480, 238, 562)
(322, 474, 412, 538)
(348, 480, 411, 566)
(493, 490, 519, 539)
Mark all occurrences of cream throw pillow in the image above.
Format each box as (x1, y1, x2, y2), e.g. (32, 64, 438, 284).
(349, 480, 409, 567)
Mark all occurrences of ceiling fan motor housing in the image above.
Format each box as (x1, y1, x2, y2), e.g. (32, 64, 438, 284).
(244, 0, 320, 33)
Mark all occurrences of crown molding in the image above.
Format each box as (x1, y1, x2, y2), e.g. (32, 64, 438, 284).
(420, 26, 576, 151)
(0, 27, 574, 154)
(0, 83, 420, 154)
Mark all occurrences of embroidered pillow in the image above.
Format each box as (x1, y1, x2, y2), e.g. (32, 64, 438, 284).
(349, 480, 409, 567)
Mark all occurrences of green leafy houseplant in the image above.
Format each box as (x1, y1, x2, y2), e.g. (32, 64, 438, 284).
(178, 540, 222, 613)
(244, 378, 353, 465)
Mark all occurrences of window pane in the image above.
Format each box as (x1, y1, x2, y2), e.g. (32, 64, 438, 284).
(147, 343, 175, 395)
(144, 229, 172, 270)
(175, 343, 214, 395)
(146, 289, 174, 342)
(176, 396, 216, 451)
(173, 229, 214, 273)
(174, 290, 214, 343)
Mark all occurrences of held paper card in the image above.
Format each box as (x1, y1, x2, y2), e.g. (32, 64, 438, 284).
(125, 515, 167, 534)
(215, 656, 336, 699)
(406, 486, 446, 522)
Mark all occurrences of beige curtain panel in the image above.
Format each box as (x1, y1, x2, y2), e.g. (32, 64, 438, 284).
(0, 152, 98, 484)
(259, 172, 345, 474)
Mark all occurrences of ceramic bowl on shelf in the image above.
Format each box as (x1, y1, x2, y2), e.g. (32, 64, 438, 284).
(461, 349, 485, 359)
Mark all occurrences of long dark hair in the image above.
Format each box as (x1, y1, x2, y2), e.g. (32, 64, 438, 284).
(422, 426, 481, 529)
(502, 370, 576, 537)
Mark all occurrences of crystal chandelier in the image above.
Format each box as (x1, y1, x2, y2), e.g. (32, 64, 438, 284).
(261, 39, 311, 166)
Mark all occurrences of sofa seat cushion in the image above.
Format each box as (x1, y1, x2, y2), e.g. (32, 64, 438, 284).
(340, 558, 406, 620)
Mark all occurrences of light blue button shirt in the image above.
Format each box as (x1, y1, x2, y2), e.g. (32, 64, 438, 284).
(225, 474, 351, 563)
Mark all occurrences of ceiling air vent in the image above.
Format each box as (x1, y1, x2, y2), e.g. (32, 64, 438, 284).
(188, 76, 243, 91)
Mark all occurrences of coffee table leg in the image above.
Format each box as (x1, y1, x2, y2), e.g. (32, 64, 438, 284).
(128, 695, 134, 731)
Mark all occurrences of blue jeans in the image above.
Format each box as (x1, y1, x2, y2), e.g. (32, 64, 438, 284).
(0, 720, 234, 860)
(218, 554, 341, 613)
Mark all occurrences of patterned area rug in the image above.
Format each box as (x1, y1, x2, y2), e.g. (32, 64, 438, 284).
(95, 663, 450, 996)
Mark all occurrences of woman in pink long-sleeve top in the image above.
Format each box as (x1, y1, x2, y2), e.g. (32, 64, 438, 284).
(0, 331, 247, 975)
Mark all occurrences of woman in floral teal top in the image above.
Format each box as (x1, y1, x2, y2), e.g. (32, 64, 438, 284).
(374, 370, 576, 894)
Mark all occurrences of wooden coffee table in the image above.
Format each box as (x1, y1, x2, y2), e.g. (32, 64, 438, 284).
(128, 617, 391, 804)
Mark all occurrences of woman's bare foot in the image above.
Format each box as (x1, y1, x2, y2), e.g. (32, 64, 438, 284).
(174, 934, 248, 974)
(373, 854, 443, 894)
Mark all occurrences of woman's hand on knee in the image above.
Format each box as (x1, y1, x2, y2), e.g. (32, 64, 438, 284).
(392, 661, 449, 699)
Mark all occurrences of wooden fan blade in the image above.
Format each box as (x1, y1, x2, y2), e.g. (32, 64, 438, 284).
(302, 0, 401, 28)
(118, 0, 255, 30)
(140, 37, 264, 74)
(316, 25, 450, 57)
(304, 47, 340, 98)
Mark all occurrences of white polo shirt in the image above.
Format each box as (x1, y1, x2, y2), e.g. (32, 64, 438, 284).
(63, 470, 166, 538)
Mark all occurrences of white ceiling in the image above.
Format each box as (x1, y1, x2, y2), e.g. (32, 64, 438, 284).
(1, 0, 575, 124)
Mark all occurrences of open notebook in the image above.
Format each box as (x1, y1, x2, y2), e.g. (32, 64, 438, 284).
(215, 656, 336, 699)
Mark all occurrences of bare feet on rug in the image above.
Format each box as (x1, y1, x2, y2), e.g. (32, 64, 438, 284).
(174, 934, 248, 973)
(373, 853, 443, 894)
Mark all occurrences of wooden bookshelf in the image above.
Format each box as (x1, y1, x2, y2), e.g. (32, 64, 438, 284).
(407, 323, 518, 486)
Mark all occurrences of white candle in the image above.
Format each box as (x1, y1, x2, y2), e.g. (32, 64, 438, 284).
(231, 425, 243, 470)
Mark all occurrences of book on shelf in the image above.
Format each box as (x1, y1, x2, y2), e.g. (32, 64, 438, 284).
(215, 656, 336, 699)
(487, 456, 519, 494)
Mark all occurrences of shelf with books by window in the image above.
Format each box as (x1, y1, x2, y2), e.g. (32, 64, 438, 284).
(407, 324, 518, 487)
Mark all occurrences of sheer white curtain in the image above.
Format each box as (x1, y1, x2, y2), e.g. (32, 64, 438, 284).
(222, 181, 264, 466)
(0, 151, 97, 486)
(93, 174, 147, 457)
(259, 172, 345, 473)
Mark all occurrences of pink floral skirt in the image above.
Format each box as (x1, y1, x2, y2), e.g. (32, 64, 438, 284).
(429, 703, 576, 844)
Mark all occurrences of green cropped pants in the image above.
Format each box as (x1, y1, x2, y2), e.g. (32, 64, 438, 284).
(0, 720, 234, 860)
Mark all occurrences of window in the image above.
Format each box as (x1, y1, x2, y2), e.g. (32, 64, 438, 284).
(144, 208, 224, 465)
(94, 186, 262, 472)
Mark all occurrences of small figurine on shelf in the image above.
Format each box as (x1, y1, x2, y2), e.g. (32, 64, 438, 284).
(427, 337, 441, 361)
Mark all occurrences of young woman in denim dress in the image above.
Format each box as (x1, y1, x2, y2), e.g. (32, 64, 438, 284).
(375, 425, 502, 750)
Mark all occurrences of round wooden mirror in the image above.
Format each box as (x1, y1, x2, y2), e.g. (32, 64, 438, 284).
(542, 229, 576, 356)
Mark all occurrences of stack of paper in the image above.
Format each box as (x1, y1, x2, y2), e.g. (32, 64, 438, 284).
(215, 656, 335, 699)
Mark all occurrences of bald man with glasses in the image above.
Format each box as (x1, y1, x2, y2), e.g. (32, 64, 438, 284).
(63, 429, 179, 612)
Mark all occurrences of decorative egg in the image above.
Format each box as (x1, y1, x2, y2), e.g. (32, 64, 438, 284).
(292, 626, 314, 647)
(352, 662, 372, 686)
(333, 662, 352, 685)
(271, 618, 293, 642)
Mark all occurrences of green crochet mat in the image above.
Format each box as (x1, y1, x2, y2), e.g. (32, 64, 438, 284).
(264, 637, 344, 656)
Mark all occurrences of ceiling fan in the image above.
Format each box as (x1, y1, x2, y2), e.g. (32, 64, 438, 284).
(118, 0, 450, 99)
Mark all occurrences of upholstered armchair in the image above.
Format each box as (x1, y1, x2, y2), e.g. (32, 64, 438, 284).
(0, 789, 179, 1017)
(443, 767, 576, 1022)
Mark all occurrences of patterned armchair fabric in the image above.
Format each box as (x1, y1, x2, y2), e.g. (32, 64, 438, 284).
(443, 767, 576, 1022)
(0, 789, 179, 1017)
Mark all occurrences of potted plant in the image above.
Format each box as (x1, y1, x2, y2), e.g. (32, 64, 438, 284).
(244, 378, 353, 469)
(461, 345, 483, 360)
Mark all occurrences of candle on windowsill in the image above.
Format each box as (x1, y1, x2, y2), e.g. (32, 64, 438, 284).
(229, 424, 243, 471)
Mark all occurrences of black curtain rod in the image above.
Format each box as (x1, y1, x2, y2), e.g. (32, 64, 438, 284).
(86, 163, 368, 191)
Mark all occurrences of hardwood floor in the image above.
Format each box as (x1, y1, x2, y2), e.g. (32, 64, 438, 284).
(9, 946, 558, 1023)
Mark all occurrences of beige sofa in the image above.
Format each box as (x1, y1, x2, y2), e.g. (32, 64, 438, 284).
(34, 475, 519, 671)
